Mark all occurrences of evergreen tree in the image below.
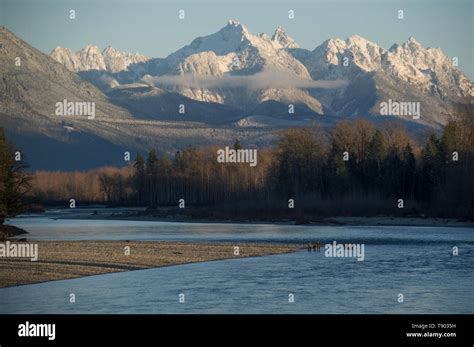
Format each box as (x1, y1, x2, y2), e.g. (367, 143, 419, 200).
(421, 134, 442, 201)
(367, 129, 386, 190)
(382, 149, 403, 196)
(0, 128, 32, 223)
(133, 153, 145, 205)
(401, 143, 416, 198)
(368, 130, 386, 166)
(146, 149, 159, 206)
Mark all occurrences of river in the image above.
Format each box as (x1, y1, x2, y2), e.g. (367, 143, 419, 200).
(1, 209, 472, 313)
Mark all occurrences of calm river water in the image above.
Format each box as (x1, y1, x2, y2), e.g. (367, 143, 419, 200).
(1, 209, 472, 313)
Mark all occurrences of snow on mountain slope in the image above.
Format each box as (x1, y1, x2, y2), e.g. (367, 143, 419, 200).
(77, 45, 107, 71)
(49, 20, 473, 126)
(162, 20, 310, 77)
(272, 25, 299, 49)
(296, 33, 472, 122)
(146, 20, 321, 113)
(51, 45, 150, 73)
(388, 37, 472, 99)
(50, 46, 82, 72)
(302, 35, 472, 101)
(102, 46, 150, 73)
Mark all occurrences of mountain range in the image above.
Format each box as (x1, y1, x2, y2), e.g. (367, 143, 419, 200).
(50, 20, 473, 122)
(0, 21, 472, 169)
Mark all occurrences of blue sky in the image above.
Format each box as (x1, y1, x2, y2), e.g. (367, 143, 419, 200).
(1, 0, 472, 79)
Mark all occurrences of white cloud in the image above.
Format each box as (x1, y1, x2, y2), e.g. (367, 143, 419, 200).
(142, 69, 348, 90)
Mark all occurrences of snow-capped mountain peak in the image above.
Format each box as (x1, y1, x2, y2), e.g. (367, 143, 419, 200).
(404, 36, 423, 48)
(166, 20, 255, 63)
(307, 35, 386, 74)
(50, 46, 82, 72)
(222, 19, 251, 37)
(387, 36, 472, 98)
(390, 36, 439, 66)
(50, 45, 149, 72)
(271, 25, 299, 49)
(300, 32, 472, 104)
(102, 45, 149, 72)
(77, 45, 106, 71)
(103, 45, 119, 55)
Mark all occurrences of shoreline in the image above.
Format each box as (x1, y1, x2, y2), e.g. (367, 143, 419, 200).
(0, 224, 28, 241)
(0, 240, 302, 288)
(49, 210, 474, 228)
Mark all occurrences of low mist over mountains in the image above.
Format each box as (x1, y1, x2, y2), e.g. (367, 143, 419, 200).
(1, 21, 472, 169)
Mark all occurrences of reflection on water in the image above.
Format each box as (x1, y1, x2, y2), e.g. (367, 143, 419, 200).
(1, 209, 473, 314)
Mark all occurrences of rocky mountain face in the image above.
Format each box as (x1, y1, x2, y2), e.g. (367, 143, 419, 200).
(295, 34, 473, 125)
(0, 26, 138, 169)
(51, 45, 150, 73)
(388, 37, 471, 99)
(0, 27, 132, 125)
(301, 35, 471, 100)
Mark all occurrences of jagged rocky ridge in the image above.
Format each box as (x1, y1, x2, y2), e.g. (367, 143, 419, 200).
(50, 20, 472, 127)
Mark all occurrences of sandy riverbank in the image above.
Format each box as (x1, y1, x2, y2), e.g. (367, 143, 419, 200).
(0, 240, 301, 288)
